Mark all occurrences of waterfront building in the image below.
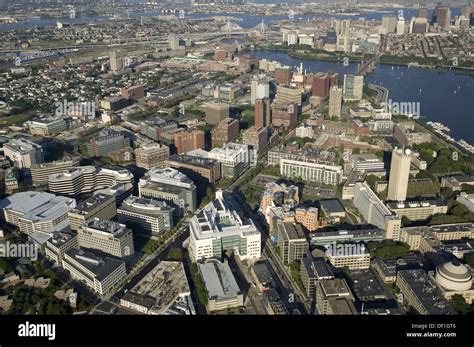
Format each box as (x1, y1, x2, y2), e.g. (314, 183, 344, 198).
(343, 74, 364, 101)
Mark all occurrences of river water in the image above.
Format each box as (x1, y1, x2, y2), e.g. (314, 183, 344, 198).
(249, 49, 474, 144)
(0, 8, 461, 32)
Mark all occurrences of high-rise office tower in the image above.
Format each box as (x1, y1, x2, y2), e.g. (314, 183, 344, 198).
(381, 16, 397, 34)
(340, 19, 351, 36)
(418, 5, 429, 19)
(387, 148, 412, 201)
(433, 5, 451, 28)
(255, 97, 271, 128)
(312, 72, 338, 99)
(396, 18, 406, 35)
(328, 86, 343, 117)
(410, 17, 429, 34)
(211, 118, 240, 147)
(110, 50, 125, 72)
(343, 74, 364, 100)
(250, 76, 270, 105)
(274, 66, 291, 85)
(174, 129, 205, 154)
(274, 85, 302, 107)
(205, 102, 230, 125)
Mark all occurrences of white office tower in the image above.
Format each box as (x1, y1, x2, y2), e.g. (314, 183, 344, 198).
(328, 86, 343, 117)
(396, 19, 406, 35)
(250, 75, 270, 105)
(387, 148, 412, 202)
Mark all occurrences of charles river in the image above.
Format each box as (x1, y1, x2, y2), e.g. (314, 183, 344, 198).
(249, 49, 474, 145)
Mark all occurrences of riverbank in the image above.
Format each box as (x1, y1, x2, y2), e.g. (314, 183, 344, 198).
(254, 44, 474, 74)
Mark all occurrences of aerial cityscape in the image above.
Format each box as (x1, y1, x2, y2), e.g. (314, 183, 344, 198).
(0, 0, 473, 341)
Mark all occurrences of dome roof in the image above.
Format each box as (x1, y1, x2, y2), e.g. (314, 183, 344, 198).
(437, 261, 471, 281)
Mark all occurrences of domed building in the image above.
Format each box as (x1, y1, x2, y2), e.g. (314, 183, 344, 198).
(435, 261, 472, 291)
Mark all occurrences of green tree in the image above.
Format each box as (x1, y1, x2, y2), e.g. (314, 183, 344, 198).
(450, 294, 473, 315)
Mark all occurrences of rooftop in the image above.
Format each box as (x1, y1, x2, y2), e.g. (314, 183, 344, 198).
(251, 261, 275, 286)
(302, 254, 335, 280)
(65, 248, 124, 281)
(71, 193, 114, 215)
(320, 198, 346, 214)
(167, 154, 217, 169)
(320, 278, 352, 298)
(190, 191, 259, 241)
(139, 167, 195, 189)
(83, 218, 129, 237)
(121, 261, 191, 315)
(119, 195, 174, 213)
(0, 191, 75, 217)
(348, 269, 386, 300)
(46, 230, 77, 248)
(398, 269, 457, 315)
(4, 138, 42, 153)
(199, 259, 241, 301)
